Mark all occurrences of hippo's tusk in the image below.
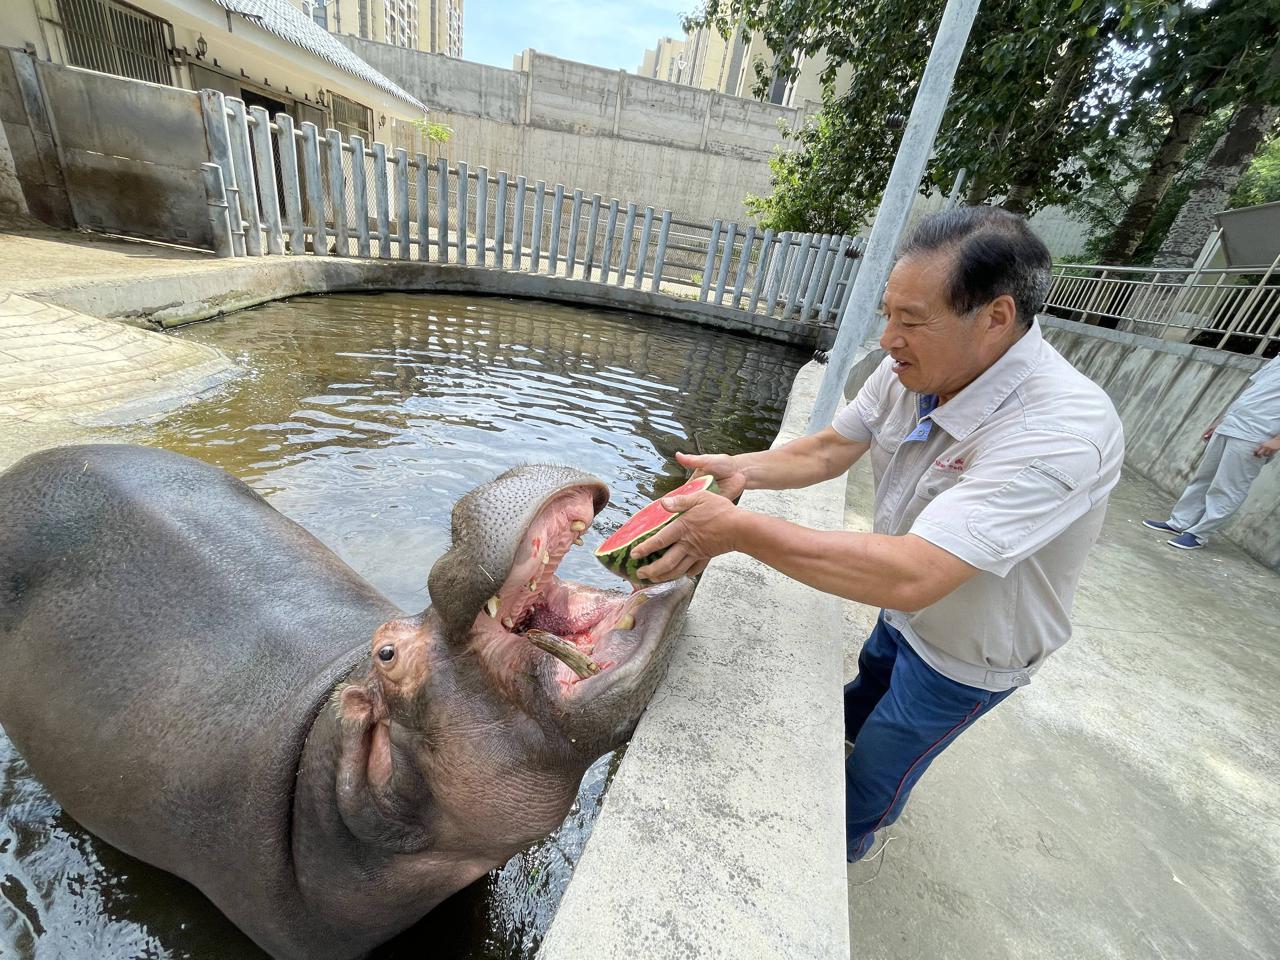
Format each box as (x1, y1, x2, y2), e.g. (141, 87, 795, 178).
(485, 596, 500, 618)
(616, 613, 634, 631)
(570, 520, 587, 532)
(526, 629, 601, 679)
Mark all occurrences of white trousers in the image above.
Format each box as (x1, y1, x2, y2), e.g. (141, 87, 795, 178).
(1168, 433, 1270, 540)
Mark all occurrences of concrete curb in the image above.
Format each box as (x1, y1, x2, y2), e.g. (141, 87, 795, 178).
(21, 257, 827, 349)
(538, 361, 850, 960)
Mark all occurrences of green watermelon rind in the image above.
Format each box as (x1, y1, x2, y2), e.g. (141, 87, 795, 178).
(595, 475, 719, 583)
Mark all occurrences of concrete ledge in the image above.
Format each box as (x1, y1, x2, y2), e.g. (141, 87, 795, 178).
(538, 361, 849, 960)
(23, 257, 825, 349)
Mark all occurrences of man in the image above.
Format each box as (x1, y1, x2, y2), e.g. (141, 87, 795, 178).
(632, 207, 1124, 863)
(1143, 353, 1280, 550)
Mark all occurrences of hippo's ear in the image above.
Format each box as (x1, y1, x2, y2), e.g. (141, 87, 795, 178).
(333, 685, 432, 851)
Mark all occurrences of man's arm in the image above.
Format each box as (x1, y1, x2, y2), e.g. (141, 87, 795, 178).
(631, 491, 977, 609)
(678, 427, 869, 500)
(1255, 434, 1280, 458)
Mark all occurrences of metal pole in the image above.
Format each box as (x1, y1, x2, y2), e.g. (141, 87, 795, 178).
(200, 162, 235, 258)
(808, 0, 982, 432)
(650, 209, 671, 293)
(945, 168, 967, 210)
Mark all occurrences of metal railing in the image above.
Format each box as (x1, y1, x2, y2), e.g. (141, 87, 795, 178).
(1045, 260, 1280, 355)
(198, 89, 864, 328)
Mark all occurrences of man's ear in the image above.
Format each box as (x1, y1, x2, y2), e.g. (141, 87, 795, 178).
(985, 293, 1019, 338)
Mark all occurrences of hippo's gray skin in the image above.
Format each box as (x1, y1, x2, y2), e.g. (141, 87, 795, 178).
(0, 444, 692, 959)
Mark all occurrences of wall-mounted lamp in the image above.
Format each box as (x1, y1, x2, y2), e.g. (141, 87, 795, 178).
(195, 34, 208, 59)
(316, 89, 327, 107)
(378, 113, 387, 128)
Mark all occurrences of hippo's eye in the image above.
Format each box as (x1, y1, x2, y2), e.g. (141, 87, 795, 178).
(377, 644, 396, 663)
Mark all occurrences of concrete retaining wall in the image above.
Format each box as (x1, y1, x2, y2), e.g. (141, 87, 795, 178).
(340, 38, 797, 224)
(538, 361, 850, 960)
(1039, 316, 1278, 569)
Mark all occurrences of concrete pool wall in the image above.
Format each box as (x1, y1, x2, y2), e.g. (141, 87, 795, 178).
(539, 361, 852, 960)
(18, 254, 828, 348)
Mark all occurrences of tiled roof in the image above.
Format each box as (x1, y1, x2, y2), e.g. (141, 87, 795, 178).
(207, 0, 427, 112)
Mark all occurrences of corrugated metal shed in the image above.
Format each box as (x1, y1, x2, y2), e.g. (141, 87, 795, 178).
(207, 0, 427, 112)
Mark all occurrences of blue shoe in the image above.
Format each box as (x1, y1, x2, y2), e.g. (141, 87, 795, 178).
(1167, 532, 1204, 550)
(1142, 519, 1182, 533)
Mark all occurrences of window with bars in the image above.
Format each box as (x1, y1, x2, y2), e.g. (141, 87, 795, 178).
(54, 0, 173, 86)
(330, 92, 373, 141)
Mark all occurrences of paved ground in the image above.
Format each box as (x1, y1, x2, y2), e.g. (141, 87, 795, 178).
(842, 459, 1280, 960)
(0, 227, 216, 294)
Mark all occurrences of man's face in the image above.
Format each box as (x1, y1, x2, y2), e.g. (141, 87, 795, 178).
(878, 251, 1010, 401)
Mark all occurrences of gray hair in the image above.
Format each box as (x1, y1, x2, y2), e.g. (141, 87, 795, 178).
(898, 207, 1052, 328)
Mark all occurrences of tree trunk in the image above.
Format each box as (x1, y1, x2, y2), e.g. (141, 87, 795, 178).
(1097, 104, 1211, 263)
(1000, 37, 1094, 217)
(1001, 183, 1036, 214)
(1153, 50, 1280, 267)
(965, 172, 993, 206)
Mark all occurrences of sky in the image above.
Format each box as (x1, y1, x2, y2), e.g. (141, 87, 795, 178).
(464, 0, 692, 72)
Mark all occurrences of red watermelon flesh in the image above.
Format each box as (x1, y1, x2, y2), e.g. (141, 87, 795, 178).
(595, 475, 719, 582)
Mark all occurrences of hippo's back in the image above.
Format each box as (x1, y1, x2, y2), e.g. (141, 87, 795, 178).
(0, 444, 399, 944)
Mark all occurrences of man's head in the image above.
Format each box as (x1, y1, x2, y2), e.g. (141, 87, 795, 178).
(880, 206, 1052, 402)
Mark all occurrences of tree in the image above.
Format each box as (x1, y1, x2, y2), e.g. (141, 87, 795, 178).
(1153, 42, 1280, 267)
(1154, 100, 1279, 266)
(689, 0, 1164, 232)
(1097, 0, 1280, 263)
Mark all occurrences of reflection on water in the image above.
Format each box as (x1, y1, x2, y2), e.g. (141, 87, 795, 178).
(0, 292, 803, 959)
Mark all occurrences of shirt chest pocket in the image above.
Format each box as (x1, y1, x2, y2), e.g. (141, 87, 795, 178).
(913, 465, 964, 502)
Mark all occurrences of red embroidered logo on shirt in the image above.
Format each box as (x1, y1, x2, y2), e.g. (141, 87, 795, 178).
(933, 455, 966, 473)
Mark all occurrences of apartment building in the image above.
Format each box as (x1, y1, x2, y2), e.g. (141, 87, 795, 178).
(300, 0, 462, 57)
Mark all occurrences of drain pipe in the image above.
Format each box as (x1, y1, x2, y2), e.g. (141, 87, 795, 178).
(807, 0, 982, 432)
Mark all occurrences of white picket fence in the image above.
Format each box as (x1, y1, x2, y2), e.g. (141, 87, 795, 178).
(198, 90, 864, 326)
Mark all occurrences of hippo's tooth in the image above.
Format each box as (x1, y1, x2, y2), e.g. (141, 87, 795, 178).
(527, 579, 539, 592)
(502, 617, 515, 630)
(541, 550, 551, 565)
(485, 596, 500, 618)
(616, 613, 635, 631)
(526, 629, 601, 679)
(573, 536, 584, 546)
(570, 520, 587, 532)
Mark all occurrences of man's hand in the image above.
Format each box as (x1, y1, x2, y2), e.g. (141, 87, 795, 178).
(1202, 421, 1219, 442)
(631, 490, 739, 582)
(1254, 436, 1280, 459)
(674, 450, 747, 501)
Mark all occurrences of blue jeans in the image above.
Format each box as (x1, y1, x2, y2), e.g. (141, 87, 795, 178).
(844, 613, 1015, 861)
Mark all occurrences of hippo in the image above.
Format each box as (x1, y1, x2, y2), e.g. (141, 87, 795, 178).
(0, 444, 693, 959)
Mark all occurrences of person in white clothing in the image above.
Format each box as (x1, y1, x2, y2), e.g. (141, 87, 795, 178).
(1144, 353, 1280, 550)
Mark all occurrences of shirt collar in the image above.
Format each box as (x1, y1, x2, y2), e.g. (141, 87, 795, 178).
(925, 320, 1045, 442)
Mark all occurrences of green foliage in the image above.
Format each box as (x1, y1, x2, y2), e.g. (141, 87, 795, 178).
(410, 118, 453, 143)
(1231, 135, 1280, 207)
(690, 0, 1169, 228)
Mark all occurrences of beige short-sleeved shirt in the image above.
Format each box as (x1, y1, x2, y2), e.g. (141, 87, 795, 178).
(832, 321, 1124, 691)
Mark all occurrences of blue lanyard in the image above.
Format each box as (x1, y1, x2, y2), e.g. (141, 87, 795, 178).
(903, 394, 938, 443)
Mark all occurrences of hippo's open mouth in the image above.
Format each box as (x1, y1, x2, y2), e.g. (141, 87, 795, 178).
(470, 485, 692, 699)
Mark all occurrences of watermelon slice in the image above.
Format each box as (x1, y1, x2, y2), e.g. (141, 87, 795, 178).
(595, 475, 719, 583)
